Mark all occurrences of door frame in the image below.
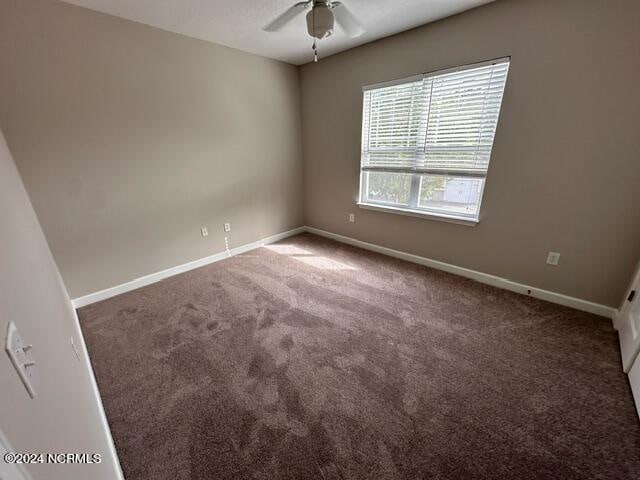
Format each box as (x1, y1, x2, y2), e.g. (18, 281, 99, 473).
(615, 261, 640, 332)
(615, 261, 640, 372)
(0, 428, 32, 480)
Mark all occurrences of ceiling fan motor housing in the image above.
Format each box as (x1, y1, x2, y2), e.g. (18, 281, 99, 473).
(306, 2, 334, 39)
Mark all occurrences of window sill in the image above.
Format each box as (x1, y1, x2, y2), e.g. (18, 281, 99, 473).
(357, 202, 479, 226)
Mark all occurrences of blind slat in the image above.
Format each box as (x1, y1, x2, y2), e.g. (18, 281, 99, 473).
(361, 59, 509, 174)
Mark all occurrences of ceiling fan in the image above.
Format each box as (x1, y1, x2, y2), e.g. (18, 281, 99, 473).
(264, 1, 364, 62)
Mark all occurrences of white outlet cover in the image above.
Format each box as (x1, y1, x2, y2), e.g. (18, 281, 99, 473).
(201, 227, 208, 237)
(5, 321, 36, 398)
(349, 214, 355, 223)
(546, 252, 561, 266)
(224, 223, 231, 232)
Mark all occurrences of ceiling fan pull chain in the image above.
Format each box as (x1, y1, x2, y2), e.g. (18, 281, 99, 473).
(312, 6, 318, 62)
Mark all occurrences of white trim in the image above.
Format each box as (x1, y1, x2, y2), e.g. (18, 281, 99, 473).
(304, 226, 618, 320)
(613, 260, 640, 331)
(71, 227, 305, 309)
(357, 202, 479, 226)
(0, 428, 32, 480)
(71, 224, 617, 320)
(69, 306, 125, 480)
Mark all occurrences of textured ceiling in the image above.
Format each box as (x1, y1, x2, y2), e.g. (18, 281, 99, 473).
(59, 0, 495, 65)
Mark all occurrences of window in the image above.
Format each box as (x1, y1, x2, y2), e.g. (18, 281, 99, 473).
(359, 58, 510, 223)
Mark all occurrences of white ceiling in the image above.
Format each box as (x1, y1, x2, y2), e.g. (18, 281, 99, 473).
(60, 0, 495, 65)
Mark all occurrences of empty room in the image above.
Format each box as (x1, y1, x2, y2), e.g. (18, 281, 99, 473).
(1, 0, 640, 479)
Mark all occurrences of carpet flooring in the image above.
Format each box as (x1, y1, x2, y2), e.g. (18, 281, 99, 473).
(78, 233, 640, 480)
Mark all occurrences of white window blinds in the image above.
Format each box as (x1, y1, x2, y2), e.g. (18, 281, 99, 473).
(361, 58, 510, 177)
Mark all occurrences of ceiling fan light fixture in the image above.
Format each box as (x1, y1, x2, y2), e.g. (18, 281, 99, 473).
(306, 3, 334, 39)
(263, 0, 364, 62)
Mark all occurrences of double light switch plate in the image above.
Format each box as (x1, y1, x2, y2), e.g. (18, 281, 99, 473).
(5, 321, 36, 398)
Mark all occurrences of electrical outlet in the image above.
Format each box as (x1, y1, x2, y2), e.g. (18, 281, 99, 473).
(201, 227, 208, 237)
(546, 252, 560, 266)
(224, 223, 231, 233)
(349, 213, 355, 223)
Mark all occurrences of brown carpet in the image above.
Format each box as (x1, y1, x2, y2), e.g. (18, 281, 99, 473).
(78, 233, 640, 480)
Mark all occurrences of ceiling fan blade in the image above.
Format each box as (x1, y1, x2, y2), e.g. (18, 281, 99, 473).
(263, 2, 310, 32)
(331, 2, 364, 38)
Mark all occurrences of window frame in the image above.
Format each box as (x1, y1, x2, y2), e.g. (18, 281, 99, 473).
(358, 172, 487, 225)
(357, 57, 510, 225)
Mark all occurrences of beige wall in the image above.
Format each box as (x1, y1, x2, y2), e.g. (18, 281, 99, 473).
(1, 0, 639, 309)
(0, 130, 123, 479)
(300, 0, 640, 308)
(0, 0, 303, 298)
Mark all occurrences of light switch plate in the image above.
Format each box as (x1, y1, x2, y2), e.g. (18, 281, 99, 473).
(5, 321, 36, 398)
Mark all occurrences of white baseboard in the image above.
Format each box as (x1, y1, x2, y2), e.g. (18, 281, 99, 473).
(304, 226, 618, 320)
(71, 227, 305, 309)
(71, 224, 617, 320)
